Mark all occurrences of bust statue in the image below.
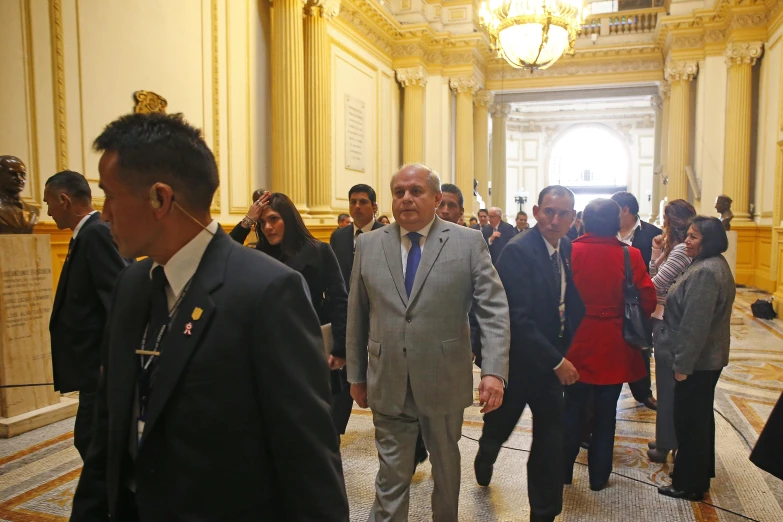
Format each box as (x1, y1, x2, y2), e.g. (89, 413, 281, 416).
(0, 156, 39, 234)
(715, 195, 733, 231)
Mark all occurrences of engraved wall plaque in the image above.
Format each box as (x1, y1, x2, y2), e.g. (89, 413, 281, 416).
(345, 94, 366, 172)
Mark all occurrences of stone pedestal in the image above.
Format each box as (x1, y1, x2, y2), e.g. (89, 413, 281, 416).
(0, 235, 64, 435)
(724, 230, 738, 281)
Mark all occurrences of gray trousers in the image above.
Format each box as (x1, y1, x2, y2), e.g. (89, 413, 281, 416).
(369, 384, 464, 522)
(653, 319, 678, 450)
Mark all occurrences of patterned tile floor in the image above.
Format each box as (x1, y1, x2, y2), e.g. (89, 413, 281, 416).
(1, 288, 782, 521)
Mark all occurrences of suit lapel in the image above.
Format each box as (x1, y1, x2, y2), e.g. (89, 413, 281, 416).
(138, 232, 230, 447)
(381, 224, 408, 306)
(407, 218, 449, 306)
(532, 227, 559, 302)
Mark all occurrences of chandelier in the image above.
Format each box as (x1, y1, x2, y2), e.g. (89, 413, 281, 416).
(479, 0, 583, 71)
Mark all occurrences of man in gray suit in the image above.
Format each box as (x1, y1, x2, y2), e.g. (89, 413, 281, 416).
(347, 164, 510, 521)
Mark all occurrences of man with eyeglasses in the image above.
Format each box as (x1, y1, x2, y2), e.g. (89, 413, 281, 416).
(474, 185, 585, 522)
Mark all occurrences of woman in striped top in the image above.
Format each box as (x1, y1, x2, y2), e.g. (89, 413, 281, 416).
(647, 199, 696, 463)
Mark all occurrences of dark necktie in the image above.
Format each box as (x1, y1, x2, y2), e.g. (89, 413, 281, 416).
(353, 228, 362, 253)
(138, 266, 170, 427)
(405, 232, 422, 297)
(551, 251, 561, 294)
(64, 238, 75, 263)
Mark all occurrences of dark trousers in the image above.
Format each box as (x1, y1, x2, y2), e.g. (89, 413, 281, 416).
(629, 349, 653, 403)
(479, 373, 564, 519)
(672, 369, 722, 494)
(563, 382, 623, 486)
(74, 390, 97, 461)
(330, 369, 353, 435)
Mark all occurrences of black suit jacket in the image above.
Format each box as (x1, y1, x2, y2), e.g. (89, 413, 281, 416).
(329, 220, 384, 291)
(630, 220, 662, 272)
(71, 229, 348, 522)
(482, 221, 517, 264)
(495, 226, 585, 380)
(49, 213, 127, 393)
(750, 391, 783, 480)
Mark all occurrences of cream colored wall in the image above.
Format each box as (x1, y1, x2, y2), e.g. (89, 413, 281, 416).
(754, 37, 781, 226)
(0, 0, 270, 223)
(327, 23, 398, 217)
(693, 55, 727, 215)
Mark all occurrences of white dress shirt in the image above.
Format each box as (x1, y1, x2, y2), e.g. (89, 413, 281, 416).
(400, 218, 435, 278)
(353, 219, 376, 248)
(618, 216, 642, 246)
(150, 220, 219, 310)
(544, 237, 567, 370)
(71, 211, 98, 239)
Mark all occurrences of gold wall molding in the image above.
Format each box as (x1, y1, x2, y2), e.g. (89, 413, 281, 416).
(50, 0, 68, 172)
(133, 91, 168, 114)
(20, 0, 41, 208)
(211, 0, 221, 212)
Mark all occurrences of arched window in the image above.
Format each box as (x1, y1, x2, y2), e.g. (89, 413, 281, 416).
(548, 124, 630, 210)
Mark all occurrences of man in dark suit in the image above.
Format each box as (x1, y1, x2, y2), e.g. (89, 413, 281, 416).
(436, 183, 464, 224)
(44, 170, 128, 460)
(483, 207, 517, 264)
(611, 191, 661, 410)
(475, 186, 585, 522)
(71, 113, 348, 522)
(471, 208, 489, 230)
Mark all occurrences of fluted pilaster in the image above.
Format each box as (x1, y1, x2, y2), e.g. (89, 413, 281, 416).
(397, 66, 428, 164)
(304, 0, 340, 217)
(490, 103, 510, 212)
(474, 90, 493, 206)
(451, 76, 479, 198)
(652, 83, 669, 221)
(723, 42, 762, 221)
(664, 60, 697, 201)
(272, 0, 308, 213)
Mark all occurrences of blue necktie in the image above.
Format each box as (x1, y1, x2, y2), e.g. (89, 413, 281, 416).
(405, 232, 422, 297)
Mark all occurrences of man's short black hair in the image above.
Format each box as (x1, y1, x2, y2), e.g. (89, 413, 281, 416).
(691, 216, 729, 259)
(441, 183, 464, 208)
(478, 208, 488, 216)
(537, 185, 575, 207)
(583, 198, 621, 237)
(516, 211, 527, 218)
(93, 113, 218, 212)
(45, 170, 92, 202)
(610, 191, 639, 216)
(469, 217, 478, 224)
(337, 213, 350, 222)
(349, 184, 376, 205)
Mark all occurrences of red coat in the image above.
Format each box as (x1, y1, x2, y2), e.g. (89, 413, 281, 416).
(568, 234, 656, 385)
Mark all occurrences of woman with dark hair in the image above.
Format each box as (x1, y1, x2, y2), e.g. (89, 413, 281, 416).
(647, 199, 697, 463)
(563, 199, 656, 491)
(657, 216, 735, 501)
(377, 215, 391, 225)
(229, 192, 350, 432)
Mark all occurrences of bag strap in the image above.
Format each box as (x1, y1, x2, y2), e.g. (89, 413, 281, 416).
(623, 246, 633, 286)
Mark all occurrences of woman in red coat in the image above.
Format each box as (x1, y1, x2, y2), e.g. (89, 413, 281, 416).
(563, 198, 656, 491)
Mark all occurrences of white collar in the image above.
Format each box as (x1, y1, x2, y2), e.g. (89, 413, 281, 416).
(72, 211, 98, 239)
(400, 217, 436, 240)
(150, 220, 219, 297)
(354, 220, 376, 235)
(544, 237, 561, 257)
(618, 216, 642, 243)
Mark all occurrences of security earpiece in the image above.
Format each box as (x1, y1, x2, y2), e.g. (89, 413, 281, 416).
(149, 185, 162, 209)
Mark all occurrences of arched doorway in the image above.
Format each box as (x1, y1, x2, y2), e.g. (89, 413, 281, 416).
(548, 124, 630, 211)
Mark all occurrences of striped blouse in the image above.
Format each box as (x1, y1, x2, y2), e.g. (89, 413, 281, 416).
(649, 242, 692, 307)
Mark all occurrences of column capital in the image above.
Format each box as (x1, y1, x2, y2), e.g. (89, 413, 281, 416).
(664, 60, 698, 82)
(396, 66, 428, 88)
(449, 76, 479, 95)
(658, 82, 671, 99)
(474, 89, 494, 107)
(725, 41, 763, 67)
(305, 0, 340, 18)
(489, 103, 511, 119)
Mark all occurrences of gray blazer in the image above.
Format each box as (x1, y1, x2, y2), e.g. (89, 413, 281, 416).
(656, 255, 735, 375)
(346, 217, 510, 416)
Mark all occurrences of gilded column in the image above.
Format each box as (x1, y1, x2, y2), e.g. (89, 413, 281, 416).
(664, 60, 697, 202)
(304, 0, 340, 217)
(451, 76, 479, 197)
(397, 66, 428, 164)
(724, 42, 762, 221)
(474, 90, 493, 206)
(272, 0, 308, 213)
(490, 103, 511, 212)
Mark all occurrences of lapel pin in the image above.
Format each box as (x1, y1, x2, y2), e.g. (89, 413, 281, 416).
(136, 349, 160, 356)
(184, 323, 193, 336)
(192, 307, 203, 321)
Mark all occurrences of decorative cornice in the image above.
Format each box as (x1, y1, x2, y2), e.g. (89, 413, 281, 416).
(474, 89, 493, 107)
(338, 3, 395, 55)
(730, 10, 767, 30)
(489, 54, 664, 80)
(306, 0, 341, 18)
(489, 103, 511, 119)
(449, 76, 479, 94)
(725, 41, 764, 66)
(664, 59, 699, 82)
(673, 34, 705, 49)
(396, 66, 428, 87)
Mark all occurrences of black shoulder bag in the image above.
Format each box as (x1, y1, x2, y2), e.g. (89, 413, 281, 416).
(623, 246, 653, 349)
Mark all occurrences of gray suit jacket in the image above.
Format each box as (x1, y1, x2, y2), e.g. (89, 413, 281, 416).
(346, 216, 510, 416)
(657, 255, 735, 375)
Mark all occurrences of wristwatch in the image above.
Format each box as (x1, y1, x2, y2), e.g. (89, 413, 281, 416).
(241, 216, 256, 229)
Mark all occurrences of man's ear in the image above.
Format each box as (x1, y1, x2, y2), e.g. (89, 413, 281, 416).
(372, 202, 378, 214)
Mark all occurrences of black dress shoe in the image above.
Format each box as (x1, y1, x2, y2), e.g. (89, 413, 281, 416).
(643, 397, 658, 411)
(590, 481, 608, 492)
(657, 486, 704, 501)
(474, 449, 495, 487)
(530, 514, 555, 522)
(414, 444, 428, 470)
(648, 440, 657, 450)
(648, 448, 671, 463)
